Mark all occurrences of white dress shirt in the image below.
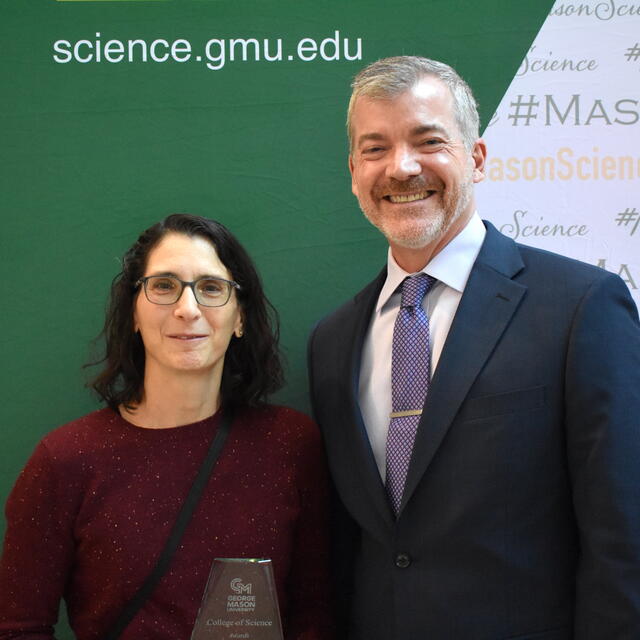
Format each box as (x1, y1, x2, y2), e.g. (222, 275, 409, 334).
(358, 213, 487, 480)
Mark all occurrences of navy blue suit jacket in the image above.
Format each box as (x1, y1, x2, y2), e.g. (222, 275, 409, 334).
(308, 222, 640, 639)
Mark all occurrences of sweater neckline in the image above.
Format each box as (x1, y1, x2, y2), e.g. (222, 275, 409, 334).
(109, 406, 223, 435)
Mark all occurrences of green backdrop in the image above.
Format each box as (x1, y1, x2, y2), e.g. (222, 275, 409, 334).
(0, 0, 552, 636)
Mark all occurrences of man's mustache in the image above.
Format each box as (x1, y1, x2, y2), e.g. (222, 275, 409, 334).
(373, 177, 442, 198)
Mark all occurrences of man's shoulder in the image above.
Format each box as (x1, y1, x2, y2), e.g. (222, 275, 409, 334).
(517, 241, 605, 276)
(481, 225, 638, 322)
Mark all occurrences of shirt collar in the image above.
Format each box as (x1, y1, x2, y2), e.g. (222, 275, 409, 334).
(376, 212, 486, 312)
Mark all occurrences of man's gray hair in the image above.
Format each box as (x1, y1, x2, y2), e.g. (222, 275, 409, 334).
(347, 56, 480, 151)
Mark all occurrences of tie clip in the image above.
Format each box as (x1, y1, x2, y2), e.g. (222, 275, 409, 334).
(390, 409, 423, 418)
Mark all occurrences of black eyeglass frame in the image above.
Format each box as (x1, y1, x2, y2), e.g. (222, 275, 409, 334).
(135, 275, 241, 308)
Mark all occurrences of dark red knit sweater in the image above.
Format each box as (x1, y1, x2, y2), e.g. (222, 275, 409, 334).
(0, 405, 332, 639)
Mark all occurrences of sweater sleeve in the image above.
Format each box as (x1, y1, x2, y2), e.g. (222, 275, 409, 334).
(0, 442, 75, 640)
(284, 416, 335, 640)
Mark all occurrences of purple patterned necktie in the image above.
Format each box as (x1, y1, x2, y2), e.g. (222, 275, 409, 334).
(385, 273, 436, 515)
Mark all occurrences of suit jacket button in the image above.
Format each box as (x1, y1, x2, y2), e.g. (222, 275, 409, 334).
(395, 553, 411, 568)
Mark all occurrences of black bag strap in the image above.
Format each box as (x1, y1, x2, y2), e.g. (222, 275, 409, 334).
(103, 409, 234, 640)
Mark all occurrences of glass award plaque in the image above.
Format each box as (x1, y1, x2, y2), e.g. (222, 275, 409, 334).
(191, 558, 284, 640)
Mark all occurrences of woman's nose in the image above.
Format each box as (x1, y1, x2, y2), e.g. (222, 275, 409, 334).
(173, 285, 202, 320)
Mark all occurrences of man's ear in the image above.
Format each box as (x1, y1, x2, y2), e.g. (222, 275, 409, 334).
(349, 154, 359, 197)
(471, 138, 487, 184)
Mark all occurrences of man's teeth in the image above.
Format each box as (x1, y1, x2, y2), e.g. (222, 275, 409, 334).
(388, 191, 429, 203)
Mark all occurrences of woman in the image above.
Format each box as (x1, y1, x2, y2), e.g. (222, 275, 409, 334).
(0, 214, 332, 639)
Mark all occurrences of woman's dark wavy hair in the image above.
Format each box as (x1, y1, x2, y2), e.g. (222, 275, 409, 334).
(89, 214, 284, 411)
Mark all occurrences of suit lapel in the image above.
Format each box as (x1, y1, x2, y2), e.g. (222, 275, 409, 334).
(400, 223, 527, 512)
(333, 269, 397, 533)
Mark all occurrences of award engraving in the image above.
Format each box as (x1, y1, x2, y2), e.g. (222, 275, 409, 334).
(191, 558, 284, 640)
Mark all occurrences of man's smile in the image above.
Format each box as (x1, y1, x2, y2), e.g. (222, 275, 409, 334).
(384, 190, 436, 204)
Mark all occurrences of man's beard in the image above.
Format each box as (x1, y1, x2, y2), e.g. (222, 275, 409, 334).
(359, 172, 473, 250)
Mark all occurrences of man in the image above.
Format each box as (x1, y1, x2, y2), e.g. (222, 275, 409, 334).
(308, 56, 640, 639)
